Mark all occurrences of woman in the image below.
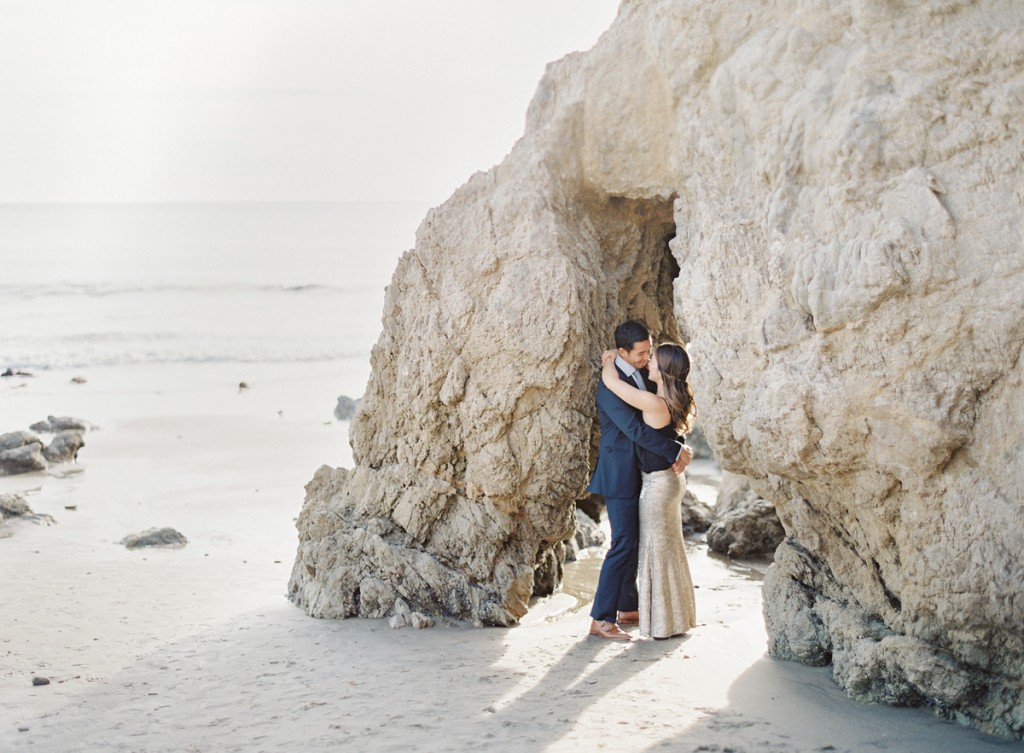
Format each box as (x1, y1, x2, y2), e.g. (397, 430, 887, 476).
(601, 341, 697, 639)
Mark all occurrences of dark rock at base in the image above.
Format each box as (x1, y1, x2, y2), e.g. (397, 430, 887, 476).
(681, 488, 714, 534)
(31, 677, 50, 686)
(2, 368, 33, 377)
(333, 395, 362, 421)
(29, 415, 91, 433)
(565, 507, 607, 563)
(705, 471, 786, 558)
(42, 430, 85, 463)
(0, 443, 47, 476)
(120, 527, 188, 549)
(532, 541, 565, 596)
(573, 507, 606, 550)
(576, 495, 603, 524)
(707, 498, 785, 558)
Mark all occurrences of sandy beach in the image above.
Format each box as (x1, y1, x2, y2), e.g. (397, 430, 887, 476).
(1, 364, 1020, 753)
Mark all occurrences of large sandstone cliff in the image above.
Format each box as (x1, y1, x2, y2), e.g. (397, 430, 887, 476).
(290, 0, 1024, 736)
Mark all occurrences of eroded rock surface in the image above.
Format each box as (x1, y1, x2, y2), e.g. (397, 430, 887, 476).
(680, 488, 714, 535)
(1, 421, 91, 475)
(0, 493, 56, 527)
(291, 0, 1024, 735)
(707, 471, 784, 558)
(289, 176, 683, 626)
(42, 430, 85, 463)
(659, 1, 1024, 737)
(30, 416, 91, 433)
(0, 437, 46, 476)
(564, 508, 606, 564)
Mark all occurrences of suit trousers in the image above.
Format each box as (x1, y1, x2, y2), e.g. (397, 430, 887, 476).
(590, 494, 640, 622)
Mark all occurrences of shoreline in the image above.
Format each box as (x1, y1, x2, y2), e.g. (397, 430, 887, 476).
(2, 363, 1020, 751)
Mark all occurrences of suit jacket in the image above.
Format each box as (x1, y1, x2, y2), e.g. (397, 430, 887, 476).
(587, 364, 682, 499)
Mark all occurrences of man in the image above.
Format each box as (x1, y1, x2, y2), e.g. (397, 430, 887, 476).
(587, 320, 692, 640)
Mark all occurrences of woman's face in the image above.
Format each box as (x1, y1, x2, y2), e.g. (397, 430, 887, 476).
(648, 351, 662, 384)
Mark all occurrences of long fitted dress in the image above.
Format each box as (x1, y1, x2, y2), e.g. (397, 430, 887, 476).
(636, 425, 697, 638)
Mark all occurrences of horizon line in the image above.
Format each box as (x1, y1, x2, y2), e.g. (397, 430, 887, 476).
(0, 198, 436, 207)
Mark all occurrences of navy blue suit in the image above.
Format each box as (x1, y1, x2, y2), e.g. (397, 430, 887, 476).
(588, 365, 682, 623)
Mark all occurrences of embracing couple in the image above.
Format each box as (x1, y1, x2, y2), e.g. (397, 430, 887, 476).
(587, 320, 698, 641)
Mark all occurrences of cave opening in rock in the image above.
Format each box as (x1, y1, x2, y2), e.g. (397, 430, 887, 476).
(593, 193, 683, 345)
(532, 192, 684, 599)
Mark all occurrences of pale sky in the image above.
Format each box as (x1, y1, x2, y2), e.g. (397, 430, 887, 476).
(0, 1, 620, 205)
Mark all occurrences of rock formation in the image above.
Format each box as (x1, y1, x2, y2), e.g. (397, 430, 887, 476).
(42, 430, 85, 463)
(289, 146, 684, 624)
(0, 493, 33, 519)
(0, 433, 47, 476)
(1, 421, 90, 475)
(0, 493, 56, 526)
(564, 508, 606, 564)
(680, 488, 714, 535)
(707, 471, 784, 558)
(291, 0, 1024, 736)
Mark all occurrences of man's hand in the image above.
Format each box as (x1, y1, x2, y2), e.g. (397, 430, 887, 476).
(671, 444, 694, 474)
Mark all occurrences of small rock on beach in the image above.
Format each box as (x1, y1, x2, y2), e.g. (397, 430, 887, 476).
(0, 493, 57, 527)
(0, 442, 47, 476)
(333, 395, 361, 421)
(0, 431, 42, 452)
(0, 493, 34, 518)
(42, 430, 85, 463)
(120, 527, 188, 550)
(29, 415, 91, 433)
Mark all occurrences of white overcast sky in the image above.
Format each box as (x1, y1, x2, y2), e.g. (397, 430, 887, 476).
(0, 1, 620, 205)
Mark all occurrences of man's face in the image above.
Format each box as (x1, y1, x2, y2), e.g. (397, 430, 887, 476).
(618, 338, 652, 370)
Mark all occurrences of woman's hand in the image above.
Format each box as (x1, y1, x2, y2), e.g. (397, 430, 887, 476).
(671, 444, 693, 474)
(600, 350, 618, 388)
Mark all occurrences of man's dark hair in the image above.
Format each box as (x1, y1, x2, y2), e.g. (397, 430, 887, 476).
(614, 320, 650, 352)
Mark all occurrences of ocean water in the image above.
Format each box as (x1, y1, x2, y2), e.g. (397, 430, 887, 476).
(0, 202, 429, 371)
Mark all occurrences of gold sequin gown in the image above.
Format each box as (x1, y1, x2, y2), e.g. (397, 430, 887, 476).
(638, 466, 697, 639)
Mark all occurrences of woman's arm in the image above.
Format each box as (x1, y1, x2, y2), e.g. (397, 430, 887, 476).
(600, 351, 663, 413)
(597, 382, 682, 464)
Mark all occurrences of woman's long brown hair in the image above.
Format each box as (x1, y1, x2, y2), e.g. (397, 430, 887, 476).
(656, 342, 697, 435)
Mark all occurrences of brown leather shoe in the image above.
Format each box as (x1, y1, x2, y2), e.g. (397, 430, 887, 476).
(589, 619, 633, 641)
(616, 610, 640, 624)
